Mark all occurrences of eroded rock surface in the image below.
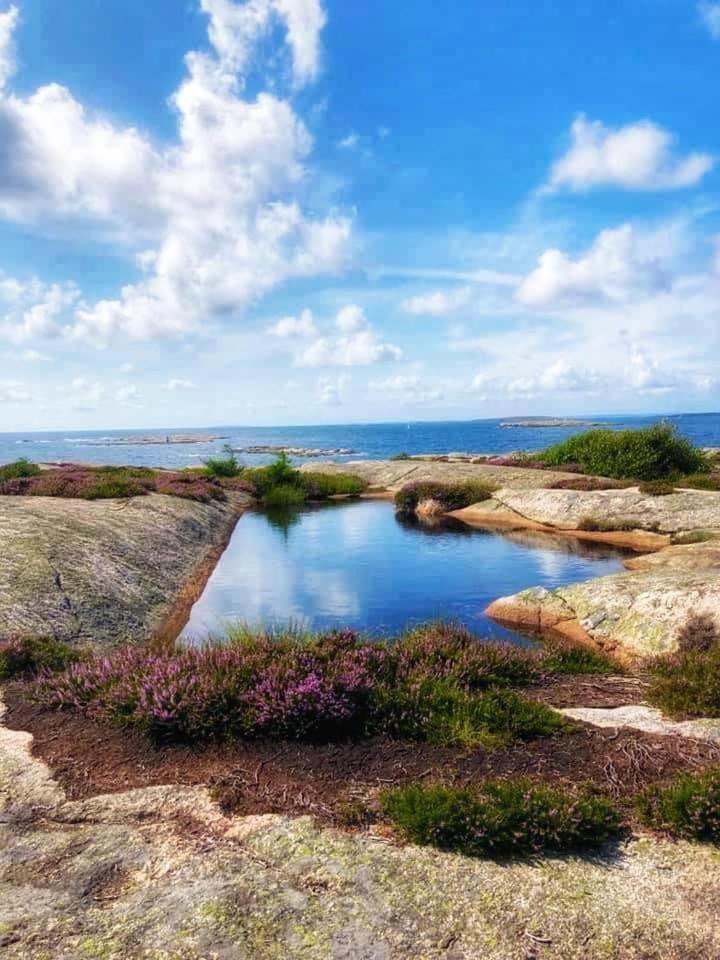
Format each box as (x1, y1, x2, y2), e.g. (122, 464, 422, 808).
(3, 692, 720, 960)
(0, 492, 249, 645)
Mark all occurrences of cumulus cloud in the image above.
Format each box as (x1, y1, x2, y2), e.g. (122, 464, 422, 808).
(166, 378, 196, 391)
(516, 224, 673, 306)
(400, 286, 472, 316)
(369, 373, 443, 404)
(297, 305, 402, 367)
(269, 308, 317, 337)
(0, 0, 350, 344)
(116, 385, 142, 404)
(0, 273, 80, 343)
(546, 116, 713, 193)
(0, 4, 17, 89)
(0, 378, 29, 402)
(318, 374, 346, 405)
(699, 2, 720, 37)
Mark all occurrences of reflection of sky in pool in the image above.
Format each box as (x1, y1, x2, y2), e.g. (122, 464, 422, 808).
(181, 500, 629, 643)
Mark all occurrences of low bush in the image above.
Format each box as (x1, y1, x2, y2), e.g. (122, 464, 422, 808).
(672, 530, 716, 545)
(541, 425, 707, 481)
(639, 480, 677, 497)
(577, 517, 638, 533)
(647, 647, 720, 718)
(677, 472, 720, 492)
(34, 623, 565, 747)
(0, 458, 42, 482)
(636, 770, 720, 843)
(380, 781, 621, 857)
(549, 477, 630, 492)
(486, 456, 547, 470)
(390, 452, 412, 461)
(204, 444, 241, 478)
(395, 481, 495, 516)
(301, 472, 368, 499)
(262, 484, 307, 509)
(541, 640, 621, 675)
(0, 637, 81, 680)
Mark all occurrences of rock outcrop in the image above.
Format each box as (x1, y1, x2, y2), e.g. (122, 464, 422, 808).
(0, 491, 250, 646)
(3, 690, 720, 960)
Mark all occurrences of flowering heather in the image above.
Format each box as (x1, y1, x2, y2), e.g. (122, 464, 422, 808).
(32, 623, 569, 747)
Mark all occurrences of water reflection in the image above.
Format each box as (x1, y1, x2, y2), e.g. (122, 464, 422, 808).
(181, 500, 630, 644)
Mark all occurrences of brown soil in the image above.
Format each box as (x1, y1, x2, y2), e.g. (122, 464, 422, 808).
(5, 677, 718, 830)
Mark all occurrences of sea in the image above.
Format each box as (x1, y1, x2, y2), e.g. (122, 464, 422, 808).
(1, 412, 719, 469)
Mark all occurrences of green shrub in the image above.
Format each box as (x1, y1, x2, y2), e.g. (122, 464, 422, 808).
(381, 781, 621, 857)
(0, 459, 42, 482)
(672, 530, 716, 545)
(391, 452, 412, 461)
(395, 480, 495, 516)
(636, 770, 720, 844)
(541, 425, 706, 481)
(648, 648, 720, 718)
(262, 484, 307, 509)
(577, 517, 637, 533)
(301, 472, 368, 499)
(541, 640, 621, 675)
(205, 444, 241, 478)
(677, 473, 720, 492)
(370, 680, 565, 748)
(639, 480, 677, 497)
(0, 637, 81, 680)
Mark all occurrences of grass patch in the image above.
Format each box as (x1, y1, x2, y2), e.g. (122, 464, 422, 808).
(395, 480, 495, 516)
(541, 424, 706, 481)
(648, 649, 720, 718)
(639, 480, 677, 497)
(549, 477, 631, 492)
(0, 637, 81, 680)
(381, 781, 621, 857)
(672, 530, 717, 545)
(676, 472, 720, 492)
(636, 770, 720, 844)
(301, 472, 367, 499)
(262, 484, 307, 509)
(0, 458, 42, 482)
(577, 517, 639, 533)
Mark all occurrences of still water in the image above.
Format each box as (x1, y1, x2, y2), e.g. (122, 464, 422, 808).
(181, 500, 628, 644)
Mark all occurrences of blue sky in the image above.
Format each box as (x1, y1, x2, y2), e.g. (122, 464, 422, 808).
(1, 0, 720, 430)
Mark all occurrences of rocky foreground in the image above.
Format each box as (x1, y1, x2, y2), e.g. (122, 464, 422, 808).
(2, 688, 720, 960)
(0, 491, 250, 646)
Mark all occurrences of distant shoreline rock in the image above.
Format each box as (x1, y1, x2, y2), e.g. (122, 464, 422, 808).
(233, 445, 357, 457)
(500, 419, 609, 428)
(75, 435, 229, 446)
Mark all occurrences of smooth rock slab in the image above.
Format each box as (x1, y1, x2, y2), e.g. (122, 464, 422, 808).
(0, 492, 248, 645)
(559, 705, 720, 744)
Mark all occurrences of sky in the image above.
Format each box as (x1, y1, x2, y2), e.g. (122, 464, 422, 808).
(1, 0, 720, 430)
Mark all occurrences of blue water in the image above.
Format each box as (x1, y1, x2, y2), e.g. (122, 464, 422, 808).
(181, 500, 629, 643)
(1, 412, 719, 469)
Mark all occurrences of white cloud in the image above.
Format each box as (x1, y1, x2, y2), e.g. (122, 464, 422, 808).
(166, 378, 196, 391)
(546, 116, 713, 192)
(699, 2, 720, 37)
(400, 286, 472, 316)
(0, 4, 18, 90)
(116, 384, 142, 404)
(297, 305, 402, 367)
(318, 374, 345, 405)
(0, 274, 80, 343)
(269, 308, 317, 337)
(370, 373, 442, 404)
(200, 0, 326, 85)
(0, 0, 350, 345)
(338, 132, 359, 150)
(516, 224, 673, 306)
(0, 378, 29, 402)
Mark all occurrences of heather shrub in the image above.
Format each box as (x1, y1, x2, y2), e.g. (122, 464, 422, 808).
(381, 781, 621, 857)
(486, 456, 546, 470)
(639, 480, 677, 497)
(395, 481, 495, 516)
(636, 771, 720, 844)
(0, 458, 41, 482)
(0, 637, 81, 680)
(677, 472, 720, 492)
(540, 640, 621, 675)
(647, 647, 720, 718)
(549, 477, 631, 492)
(577, 517, 638, 533)
(153, 472, 227, 503)
(541, 425, 706, 481)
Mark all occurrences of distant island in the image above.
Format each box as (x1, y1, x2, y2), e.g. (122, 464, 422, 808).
(76, 435, 229, 446)
(500, 418, 609, 429)
(234, 445, 357, 457)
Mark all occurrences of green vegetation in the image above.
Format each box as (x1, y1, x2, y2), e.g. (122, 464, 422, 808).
(0, 637, 81, 680)
(636, 770, 720, 844)
(0, 458, 41, 482)
(204, 444, 241, 478)
(301, 472, 367, 499)
(639, 480, 677, 497)
(676, 472, 720, 492)
(381, 781, 621, 857)
(672, 530, 716, 545)
(648, 648, 720, 718)
(395, 480, 495, 516)
(541, 639, 621, 676)
(261, 483, 307, 509)
(243, 454, 367, 508)
(541, 424, 707, 481)
(577, 517, 639, 533)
